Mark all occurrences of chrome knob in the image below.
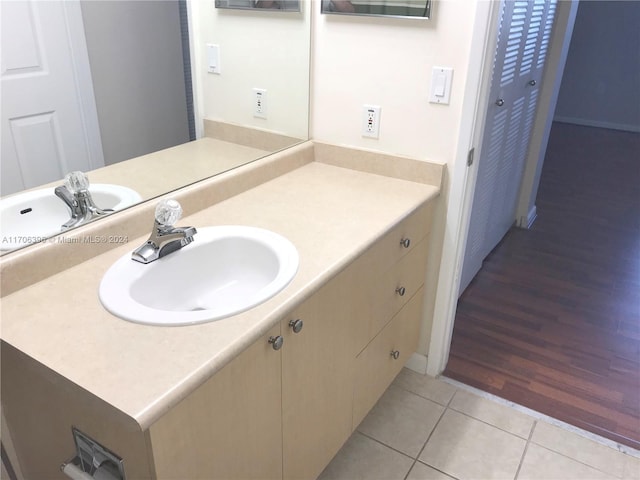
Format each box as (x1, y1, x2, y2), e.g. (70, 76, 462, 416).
(528, 79, 536, 86)
(289, 318, 304, 333)
(495, 98, 505, 107)
(400, 238, 411, 248)
(390, 350, 400, 360)
(396, 286, 406, 297)
(268, 335, 284, 351)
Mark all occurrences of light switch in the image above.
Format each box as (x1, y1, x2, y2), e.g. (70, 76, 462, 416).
(434, 73, 446, 97)
(207, 44, 220, 74)
(429, 66, 453, 104)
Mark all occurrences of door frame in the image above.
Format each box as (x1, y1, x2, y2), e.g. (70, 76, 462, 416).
(426, 0, 580, 377)
(62, 0, 105, 170)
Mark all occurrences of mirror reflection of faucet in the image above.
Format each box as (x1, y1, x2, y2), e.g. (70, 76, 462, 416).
(131, 199, 197, 264)
(54, 171, 114, 231)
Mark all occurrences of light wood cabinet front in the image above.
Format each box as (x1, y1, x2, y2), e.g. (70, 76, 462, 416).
(353, 287, 425, 428)
(281, 266, 361, 480)
(149, 324, 283, 480)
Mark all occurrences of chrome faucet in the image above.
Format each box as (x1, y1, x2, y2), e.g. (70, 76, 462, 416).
(132, 199, 197, 264)
(55, 171, 113, 230)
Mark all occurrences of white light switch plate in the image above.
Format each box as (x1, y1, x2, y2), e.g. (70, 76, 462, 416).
(207, 44, 220, 74)
(429, 66, 453, 104)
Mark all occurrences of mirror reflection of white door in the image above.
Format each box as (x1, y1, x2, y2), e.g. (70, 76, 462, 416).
(1, 0, 104, 196)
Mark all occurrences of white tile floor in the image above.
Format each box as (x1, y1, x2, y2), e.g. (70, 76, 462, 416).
(318, 369, 640, 480)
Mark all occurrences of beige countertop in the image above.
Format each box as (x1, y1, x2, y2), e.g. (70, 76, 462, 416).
(86, 137, 271, 199)
(2, 137, 270, 204)
(1, 159, 439, 430)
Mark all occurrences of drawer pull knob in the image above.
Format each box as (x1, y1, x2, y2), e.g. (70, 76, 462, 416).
(400, 238, 411, 248)
(396, 286, 406, 297)
(390, 350, 400, 360)
(289, 318, 304, 333)
(268, 335, 284, 351)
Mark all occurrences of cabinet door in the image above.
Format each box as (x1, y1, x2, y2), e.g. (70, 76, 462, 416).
(149, 324, 283, 480)
(353, 287, 424, 428)
(281, 268, 360, 480)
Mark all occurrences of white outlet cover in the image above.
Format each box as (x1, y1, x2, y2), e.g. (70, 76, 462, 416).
(362, 105, 381, 139)
(253, 88, 267, 119)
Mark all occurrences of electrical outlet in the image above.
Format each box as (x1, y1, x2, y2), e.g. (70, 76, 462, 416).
(362, 105, 381, 138)
(253, 88, 267, 118)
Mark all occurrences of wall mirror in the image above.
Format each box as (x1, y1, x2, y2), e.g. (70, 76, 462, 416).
(321, 0, 432, 18)
(0, 0, 310, 255)
(216, 0, 301, 12)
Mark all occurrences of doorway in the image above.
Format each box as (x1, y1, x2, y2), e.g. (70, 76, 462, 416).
(444, 1, 640, 450)
(445, 121, 640, 450)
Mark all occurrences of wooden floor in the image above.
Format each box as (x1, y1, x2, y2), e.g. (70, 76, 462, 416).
(444, 122, 640, 449)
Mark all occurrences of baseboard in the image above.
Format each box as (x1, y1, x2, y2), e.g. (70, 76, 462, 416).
(518, 205, 537, 229)
(405, 353, 428, 374)
(553, 116, 640, 133)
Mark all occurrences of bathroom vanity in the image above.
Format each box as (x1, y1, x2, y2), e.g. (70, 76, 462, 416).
(1, 141, 442, 479)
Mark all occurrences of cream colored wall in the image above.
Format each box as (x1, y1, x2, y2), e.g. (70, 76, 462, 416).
(311, 2, 476, 162)
(190, 1, 311, 139)
(310, 1, 481, 359)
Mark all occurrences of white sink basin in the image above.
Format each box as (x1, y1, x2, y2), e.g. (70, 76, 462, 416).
(99, 226, 299, 326)
(0, 184, 142, 251)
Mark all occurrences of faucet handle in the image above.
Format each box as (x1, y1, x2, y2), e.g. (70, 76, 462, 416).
(64, 171, 90, 194)
(155, 199, 183, 227)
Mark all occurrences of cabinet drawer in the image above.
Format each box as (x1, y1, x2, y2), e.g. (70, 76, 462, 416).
(358, 201, 434, 279)
(367, 237, 429, 345)
(352, 287, 424, 429)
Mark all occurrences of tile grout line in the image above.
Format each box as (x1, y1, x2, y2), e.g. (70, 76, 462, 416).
(514, 419, 537, 480)
(402, 387, 460, 480)
(354, 431, 415, 463)
(358, 378, 455, 467)
(448, 404, 532, 441)
(532, 442, 631, 479)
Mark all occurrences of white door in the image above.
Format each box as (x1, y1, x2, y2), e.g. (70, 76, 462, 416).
(460, 0, 557, 293)
(1, 0, 104, 196)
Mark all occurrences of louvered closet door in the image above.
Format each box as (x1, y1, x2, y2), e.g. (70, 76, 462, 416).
(460, 0, 557, 294)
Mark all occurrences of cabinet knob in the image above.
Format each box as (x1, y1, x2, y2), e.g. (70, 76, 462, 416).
(528, 79, 537, 86)
(288, 318, 304, 333)
(395, 286, 406, 297)
(390, 350, 400, 360)
(495, 98, 505, 107)
(400, 237, 411, 249)
(268, 335, 284, 351)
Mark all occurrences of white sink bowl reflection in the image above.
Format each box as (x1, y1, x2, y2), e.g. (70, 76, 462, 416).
(0, 184, 142, 251)
(99, 226, 299, 326)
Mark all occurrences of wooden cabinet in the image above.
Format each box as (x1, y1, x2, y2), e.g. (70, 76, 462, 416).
(149, 324, 283, 480)
(3, 200, 435, 480)
(279, 201, 433, 477)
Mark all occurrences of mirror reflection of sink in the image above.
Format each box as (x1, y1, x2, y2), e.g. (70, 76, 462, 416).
(0, 184, 142, 251)
(99, 226, 299, 326)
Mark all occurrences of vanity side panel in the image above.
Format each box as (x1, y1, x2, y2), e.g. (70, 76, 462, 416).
(149, 324, 283, 480)
(0, 341, 152, 479)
